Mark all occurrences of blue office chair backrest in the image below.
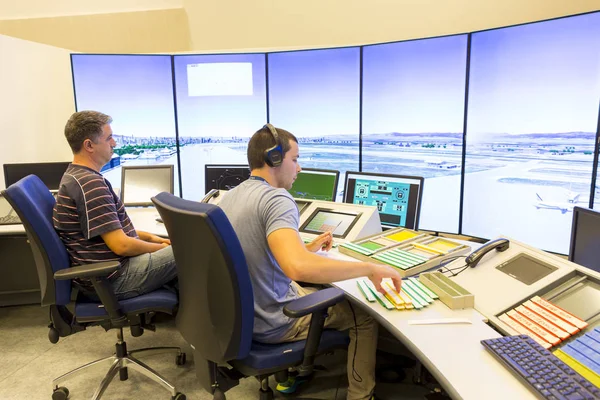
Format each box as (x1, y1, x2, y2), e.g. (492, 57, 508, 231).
(2, 175, 72, 306)
(152, 193, 254, 363)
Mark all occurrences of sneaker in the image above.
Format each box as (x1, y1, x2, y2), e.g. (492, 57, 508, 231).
(275, 374, 311, 394)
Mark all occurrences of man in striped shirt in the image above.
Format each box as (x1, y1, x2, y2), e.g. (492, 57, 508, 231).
(53, 111, 177, 299)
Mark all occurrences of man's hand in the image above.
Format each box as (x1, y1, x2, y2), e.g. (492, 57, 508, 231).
(367, 263, 402, 294)
(145, 233, 171, 245)
(305, 231, 334, 252)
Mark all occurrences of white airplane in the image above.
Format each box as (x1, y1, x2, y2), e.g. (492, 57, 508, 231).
(534, 193, 574, 214)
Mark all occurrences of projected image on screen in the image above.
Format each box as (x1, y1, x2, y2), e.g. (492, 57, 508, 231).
(204, 165, 250, 193)
(268, 48, 360, 199)
(344, 172, 423, 229)
(187, 63, 253, 96)
(174, 54, 267, 201)
(300, 209, 359, 239)
(71, 55, 178, 195)
(362, 35, 467, 233)
(462, 12, 600, 254)
(288, 168, 339, 201)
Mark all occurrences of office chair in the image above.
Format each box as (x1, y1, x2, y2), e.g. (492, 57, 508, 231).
(152, 192, 349, 400)
(2, 175, 186, 400)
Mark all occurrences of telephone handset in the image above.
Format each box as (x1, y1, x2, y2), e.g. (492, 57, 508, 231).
(466, 238, 510, 268)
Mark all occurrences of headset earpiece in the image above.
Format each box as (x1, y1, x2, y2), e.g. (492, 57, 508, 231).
(263, 123, 283, 167)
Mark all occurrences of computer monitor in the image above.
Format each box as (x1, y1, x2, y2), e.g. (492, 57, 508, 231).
(121, 165, 174, 207)
(343, 171, 424, 229)
(288, 168, 340, 202)
(568, 206, 600, 273)
(204, 164, 251, 194)
(3, 161, 70, 190)
(299, 207, 362, 239)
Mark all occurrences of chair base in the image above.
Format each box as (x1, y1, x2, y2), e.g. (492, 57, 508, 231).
(52, 345, 184, 399)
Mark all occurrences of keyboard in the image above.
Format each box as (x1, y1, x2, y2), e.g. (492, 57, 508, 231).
(0, 214, 21, 225)
(482, 335, 599, 399)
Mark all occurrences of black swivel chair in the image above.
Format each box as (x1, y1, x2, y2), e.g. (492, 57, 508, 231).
(2, 175, 186, 400)
(152, 192, 349, 400)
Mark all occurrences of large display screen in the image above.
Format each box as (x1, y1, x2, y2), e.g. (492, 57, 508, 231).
(268, 47, 360, 199)
(463, 13, 600, 254)
(362, 35, 468, 233)
(71, 55, 178, 194)
(174, 53, 267, 200)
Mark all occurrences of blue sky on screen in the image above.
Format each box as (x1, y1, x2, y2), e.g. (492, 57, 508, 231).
(468, 12, 600, 139)
(174, 53, 267, 138)
(268, 47, 360, 138)
(71, 55, 176, 139)
(362, 34, 468, 134)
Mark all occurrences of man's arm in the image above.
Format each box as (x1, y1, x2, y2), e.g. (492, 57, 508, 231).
(102, 229, 168, 257)
(137, 230, 171, 245)
(268, 228, 402, 293)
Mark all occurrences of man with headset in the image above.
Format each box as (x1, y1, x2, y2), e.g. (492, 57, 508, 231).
(218, 124, 402, 400)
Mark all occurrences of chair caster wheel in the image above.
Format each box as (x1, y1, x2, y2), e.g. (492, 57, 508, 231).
(213, 387, 226, 400)
(52, 386, 69, 400)
(48, 327, 59, 344)
(172, 393, 186, 400)
(176, 352, 186, 366)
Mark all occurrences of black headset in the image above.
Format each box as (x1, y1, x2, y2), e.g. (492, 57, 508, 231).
(263, 123, 283, 167)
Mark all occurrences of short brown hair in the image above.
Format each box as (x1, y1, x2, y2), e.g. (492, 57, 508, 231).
(64, 111, 113, 153)
(247, 125, 298, 170)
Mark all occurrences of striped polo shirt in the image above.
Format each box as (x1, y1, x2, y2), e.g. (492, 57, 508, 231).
(53, 164, 138, 277)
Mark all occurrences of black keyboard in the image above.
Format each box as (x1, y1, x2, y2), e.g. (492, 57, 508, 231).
(0, 214, 21, 225)
(482, 335, 600, 400)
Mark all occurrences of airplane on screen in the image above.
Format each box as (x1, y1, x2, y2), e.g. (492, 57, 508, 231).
(534, 193, 575, 214)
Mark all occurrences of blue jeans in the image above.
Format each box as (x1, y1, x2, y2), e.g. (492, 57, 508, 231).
(111, 246, 178, 300)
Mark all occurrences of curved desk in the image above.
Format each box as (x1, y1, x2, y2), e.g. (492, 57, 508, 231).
(128, 209, 536, 400)
(325, 251, 534, 400)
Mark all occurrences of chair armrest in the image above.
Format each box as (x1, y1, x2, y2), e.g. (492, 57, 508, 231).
(283, 287, 345, 319)
(54, 261, 121, 281)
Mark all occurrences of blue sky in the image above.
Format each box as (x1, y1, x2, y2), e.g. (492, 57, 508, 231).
(268, 47, 360, 138)
(72, 55, 176, 139)
(362, 34, 468, 134)
(174, 53, 267, 138)
(467, 12, 600, 138)
(72, 12, 600, 142)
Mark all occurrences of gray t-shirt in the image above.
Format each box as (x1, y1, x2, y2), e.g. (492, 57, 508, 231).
(218, 178, 300, 342)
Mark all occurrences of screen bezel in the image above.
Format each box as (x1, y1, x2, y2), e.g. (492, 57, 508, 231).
(299, 207, 362, 239)
(121, 165, 174, 207)
(204, 164, 250, 194)
(291, 168, 340, 202)
(342, 171, 424, 229)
